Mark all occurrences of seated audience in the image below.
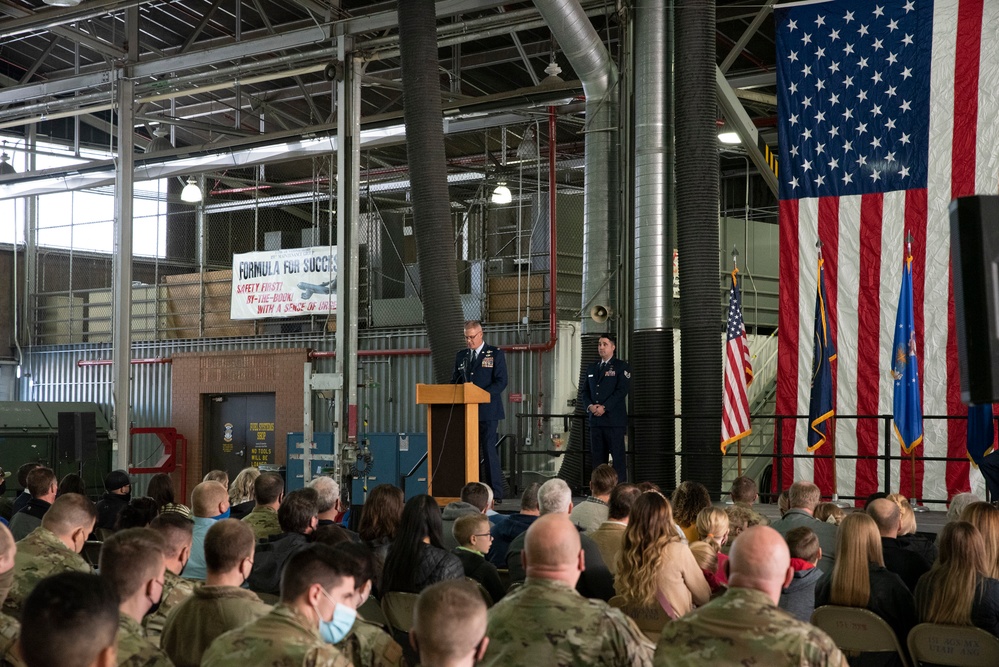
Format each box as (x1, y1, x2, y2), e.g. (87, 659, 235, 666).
(11, 464, 40, 515)
(867, 498, 930, 592)
(309, 476, 350, 529)
(960, 501, 999, 579)
(778, 526, 822, 622)
(570, 464, 617, 533)
(201, 544, 354, 667)
(654, 526, 847, 667)
(57, 473, 88, 498)
(487, 482, 539, 567)
(9, 466, 57, 541)
(161, 519, 270, 667)
(147, 473, 191, 520)
(0, 525, 19, 664)
(776, 490, 790, 517)
(242, 472, 284, 540)
(357, 483, 405, 590)
(411, 580, 487, 667)
(815, 512, 916, 664)
(114, 497, 160, 530)
(5, 493, 95, 618)
(948, 492, 981, 523)
(98, 527, 172, 666)
(671, 481, 712, 544)
(227, 467, 260, 521)
(442, 483, 489, 551)
(95, 470, 132, 533)
(914, 521, 999, 637)
(19, 572, 118, 667)
(313, 523, 352, 548)
(887, 493, 937, 565)
(590, 483, 641, 575)
(481, 514, 653, 666)
(615, 490, 710, 618)
(330, 542, 405, 667)
(689, 541, 725, 596)
(728, 475, 769, 527)
(381, 494, 463, 595)
(143, 512, 196, 645)
(203, 470, 229, 489)
(506, 479, 615, 601)
(724, 504, 764, 549)
(813, 502, 844, 526)
(770, 481, 837, 573)
(247, 487, 320, 596)
(694, 506, 730, 584)
(452, 514, 504, 603)
(181, 480, 231, 581)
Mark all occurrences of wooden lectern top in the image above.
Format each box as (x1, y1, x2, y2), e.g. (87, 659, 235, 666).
(416, 383, 490, 405)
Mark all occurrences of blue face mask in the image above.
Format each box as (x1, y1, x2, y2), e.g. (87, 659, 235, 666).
(212, 508, 231, 521)
(316, 591, 356, 645)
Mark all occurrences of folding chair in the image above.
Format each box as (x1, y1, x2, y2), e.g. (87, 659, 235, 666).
(358, 595, 389, 629)
(907, 623, 999, 666)
(608, 595, 670, 642)
(811, 605, 910, 667)
(380, 591, 419, 634)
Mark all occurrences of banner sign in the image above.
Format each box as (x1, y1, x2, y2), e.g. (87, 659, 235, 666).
(230, 246, 337, 320)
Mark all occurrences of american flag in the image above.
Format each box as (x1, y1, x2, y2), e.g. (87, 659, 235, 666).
(776, 0, 997, 503)
(722, 270, 754, 454)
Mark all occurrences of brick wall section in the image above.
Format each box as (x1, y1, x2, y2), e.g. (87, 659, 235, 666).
(171, 348, 308, 501)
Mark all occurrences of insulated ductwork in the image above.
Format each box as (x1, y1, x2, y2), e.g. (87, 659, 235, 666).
(534, 0, 620, 488)
(676, 1, 722, 494)
(631, 0, 675, 491)
(397, 0, 466, 381)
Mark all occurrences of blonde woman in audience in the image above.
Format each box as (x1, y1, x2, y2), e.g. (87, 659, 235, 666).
(813, 502, 844, 526)
(915, 521, 999, 637)
(960, 502, 999, 579)
(227, 467, 260, 521)
(615, 491, 710, 618)
(887, 492, 937, 565)
(815, 512, 917, 663)
(203, 469, 229, 488)
(688, 541, 725, 597)
(694, 507, 729, 584)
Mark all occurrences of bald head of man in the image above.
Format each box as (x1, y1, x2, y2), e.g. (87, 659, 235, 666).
(727, 525, 794, 604)
(191, 481, 230, 519)
(866, 498, 901, 538)
(521, 514, 584, 587)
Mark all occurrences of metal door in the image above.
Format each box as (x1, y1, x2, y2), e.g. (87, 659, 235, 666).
(206, 393, 276, 481)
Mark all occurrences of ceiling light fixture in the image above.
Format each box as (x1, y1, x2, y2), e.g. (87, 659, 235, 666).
(145, 126, 173, 154)
(718, 132, 741, 144)
(42, 0, 82, 7)
(491, 182, 512, 205)
(181, 176, 203, 203)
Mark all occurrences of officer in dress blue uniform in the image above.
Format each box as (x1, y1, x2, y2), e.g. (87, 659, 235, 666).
(580, 334, 631, 482)
(451, 320, 508, 501)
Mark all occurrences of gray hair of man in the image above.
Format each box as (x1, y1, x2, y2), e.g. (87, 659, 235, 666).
(947, 492, 981, 522)
(537, 478, 572, 515)
(307, 475, 341, 514)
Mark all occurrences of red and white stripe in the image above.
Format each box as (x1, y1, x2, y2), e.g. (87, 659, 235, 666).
(777, 0, 999, 505)
(722, 320, 753, 453)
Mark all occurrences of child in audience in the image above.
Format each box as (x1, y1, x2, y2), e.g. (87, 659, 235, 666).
(778, 526, 822, 623)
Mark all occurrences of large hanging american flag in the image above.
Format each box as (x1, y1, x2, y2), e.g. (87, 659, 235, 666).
(722, 269, 754, 454)
(775, 0, 997, 503)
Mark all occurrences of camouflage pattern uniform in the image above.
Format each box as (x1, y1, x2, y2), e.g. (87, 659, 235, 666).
(242, 506, 282, 540)
(0, 614, 24, 667)
(481, 578, 654, 667)
(143, 569, 198, 646)
(336, 617, 407, 667)
(654, 587, 848, 667)
(201, 604, 352, 667)
(3, 527, 91, 618)
(116, 613, 174, 667)
(733, 501, 771, 527)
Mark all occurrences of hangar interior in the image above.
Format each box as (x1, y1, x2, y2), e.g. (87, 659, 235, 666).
(0, 0, 781, 500)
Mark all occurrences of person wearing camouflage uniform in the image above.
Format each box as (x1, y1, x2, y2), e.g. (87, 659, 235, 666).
(654, 526, 847, 667)
(4, 493, 96, 619)
(481, 514, 653, 667)
(143, 514, 197, 646)
(201, 544, 354, 667)
(0, 525, 23, 667)
(242, 472, 284, 541)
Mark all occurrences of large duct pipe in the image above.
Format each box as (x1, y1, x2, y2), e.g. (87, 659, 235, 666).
(533, 0, 620, 490)
(676, 1, 721, 494)
(397, 0, 466, 381)
(631, 0, 675, 491)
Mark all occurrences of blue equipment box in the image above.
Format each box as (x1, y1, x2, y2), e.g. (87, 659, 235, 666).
(350, 432, 427, 503)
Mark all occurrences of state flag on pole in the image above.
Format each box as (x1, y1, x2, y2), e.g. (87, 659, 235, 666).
(722, 269, 754, 454)
(808, 257, 837, 452)
(891, 253, 923, 454)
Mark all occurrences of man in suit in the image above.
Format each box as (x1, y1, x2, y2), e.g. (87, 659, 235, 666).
(579, 334, 631, 482)
(770, 481, 837, 574)
(451, 320, 508, 502)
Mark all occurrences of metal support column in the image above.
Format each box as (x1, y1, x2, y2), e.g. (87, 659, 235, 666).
(23, 126, 37, 352)
(334, 35, 362, 480)
(111, 6, 137, 471)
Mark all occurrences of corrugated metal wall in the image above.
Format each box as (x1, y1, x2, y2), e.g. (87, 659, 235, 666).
(18, 323, 573, 475)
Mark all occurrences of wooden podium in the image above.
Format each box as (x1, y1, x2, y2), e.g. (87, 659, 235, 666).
(416, 383, 490, 504)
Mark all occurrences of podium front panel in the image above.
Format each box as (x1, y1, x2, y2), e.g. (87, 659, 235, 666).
(428, 404, 469, 499)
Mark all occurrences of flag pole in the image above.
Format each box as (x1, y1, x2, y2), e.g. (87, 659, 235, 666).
(733, 246, 744, 478)
(902, 232, 928, 514)
(816, 240, 847, 508)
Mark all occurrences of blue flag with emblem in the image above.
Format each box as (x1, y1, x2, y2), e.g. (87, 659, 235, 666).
(891, 254, 923, 455)
(807, 257, 836, 452)
(967, 403, 994, 465)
